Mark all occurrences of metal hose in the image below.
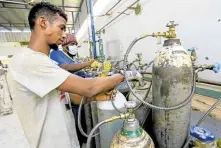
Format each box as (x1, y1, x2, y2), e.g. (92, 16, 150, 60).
(132, 63, 139, 70)
(77, 97, 99, 137)
(123, 35, 151, 72)
(196, 97, 221, 126)
(182, 97, 221, 148)
(86, 114, 124, 148)
(144, 60, 154, 70)
(135, 81, 152, 127)
(86, 120, 107, 148)
(122, 35, 197, 110)
(133, 81, 152, 111)
(123, 71, 196, 110)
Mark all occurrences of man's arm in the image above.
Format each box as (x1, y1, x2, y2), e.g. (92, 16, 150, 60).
(60, 61, 92, 72)
(58, 74, 124, 98)
(69, 94, 94, 104)
(69, 91, 115, 104)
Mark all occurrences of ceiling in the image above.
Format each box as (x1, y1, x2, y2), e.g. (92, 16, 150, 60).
(0, 0, 84, 33)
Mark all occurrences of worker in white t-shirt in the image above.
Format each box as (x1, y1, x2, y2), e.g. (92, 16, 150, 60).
(7, 2, 124, 148)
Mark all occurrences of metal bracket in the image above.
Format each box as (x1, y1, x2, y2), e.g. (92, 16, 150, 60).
(128, 3, 142, 15)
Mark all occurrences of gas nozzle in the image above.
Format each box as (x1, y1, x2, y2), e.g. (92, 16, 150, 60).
(103, 102, 136, 123)
(124, 101, 137, 121)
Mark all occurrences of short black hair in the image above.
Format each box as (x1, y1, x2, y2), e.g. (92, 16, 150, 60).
(28, 2, 67, 30)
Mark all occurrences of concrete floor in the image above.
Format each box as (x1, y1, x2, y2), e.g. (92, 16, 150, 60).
(0, 112, 29, 148)
(0, 111, 220, 148)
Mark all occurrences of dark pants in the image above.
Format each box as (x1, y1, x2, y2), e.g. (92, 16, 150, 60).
(72, 104, 87, 147)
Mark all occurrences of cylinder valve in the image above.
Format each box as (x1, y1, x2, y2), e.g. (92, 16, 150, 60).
(190, 126, 217, 148)
(213, 63, 221, 73)
(190, 126, 215, 143)
(125, 101, 136, 109)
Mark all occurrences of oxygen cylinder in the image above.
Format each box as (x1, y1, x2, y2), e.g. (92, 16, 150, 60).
(110, 101, 154, 148)
(0, 66, 13, 115)
(128, 81, 152, 125)
(152, 39, 193, 148)
(97, 91, 127, 148)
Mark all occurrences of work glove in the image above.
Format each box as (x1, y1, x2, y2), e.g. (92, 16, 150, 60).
(119, 70, 143, 79)
(95, 90, 117, 101)
(91, 60, 102, 69)
(89, 59, 94, 65)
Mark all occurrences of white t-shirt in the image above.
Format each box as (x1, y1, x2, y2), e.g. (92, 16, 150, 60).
(7, 48, 80, 148)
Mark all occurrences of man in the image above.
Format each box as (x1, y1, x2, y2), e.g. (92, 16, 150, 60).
(7, 2, 124, 148)
(50, 33, 96, 146)
(50, 33, 95, 77)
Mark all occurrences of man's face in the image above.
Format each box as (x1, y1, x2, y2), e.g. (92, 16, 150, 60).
(43, 14, 67, 49)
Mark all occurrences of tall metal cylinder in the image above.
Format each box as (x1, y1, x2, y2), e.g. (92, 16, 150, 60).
(152, 39, 193, 148)
(0, 66, 13, 115)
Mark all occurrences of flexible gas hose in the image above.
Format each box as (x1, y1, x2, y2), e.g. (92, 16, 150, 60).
(182, 97, 221, 148)
(133, 81, 152, 111)
(144, 60, 154, 70)
(122, 35, 197, 110)
(86, 115, 124, 148)
(86, 120, 106, 148)
(196, 97, 221, 126)
(123, 70, 196, 110)
(132, 63, 138, 70)
(140, 82, 152, 126)
(77, 96, 99, 137)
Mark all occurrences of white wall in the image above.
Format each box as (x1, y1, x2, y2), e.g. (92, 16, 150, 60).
(0, 42, 22, 56)
(77, 0, 221, 82)
(0, 42, 21, 48)
(0, 32, 31, 42)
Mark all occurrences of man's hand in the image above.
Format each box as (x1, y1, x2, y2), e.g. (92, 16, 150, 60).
(69, 90, 118, 104)
(120, 70, 143, 79)
(89, 59, 94, 65)
(124, 71, 143, 79)
(58, 73, 124, 98)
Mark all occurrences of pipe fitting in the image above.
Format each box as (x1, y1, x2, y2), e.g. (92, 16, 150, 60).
(104, 113, 130, 123)
(197, 63, 220, 73)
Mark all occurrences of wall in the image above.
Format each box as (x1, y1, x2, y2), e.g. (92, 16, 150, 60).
(74, 0, 90, 33)
(0, 32, 31, 42)
(0, 42, 22, 57)
(0, 42, 21, 48)
(77, 0, 221, 82)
